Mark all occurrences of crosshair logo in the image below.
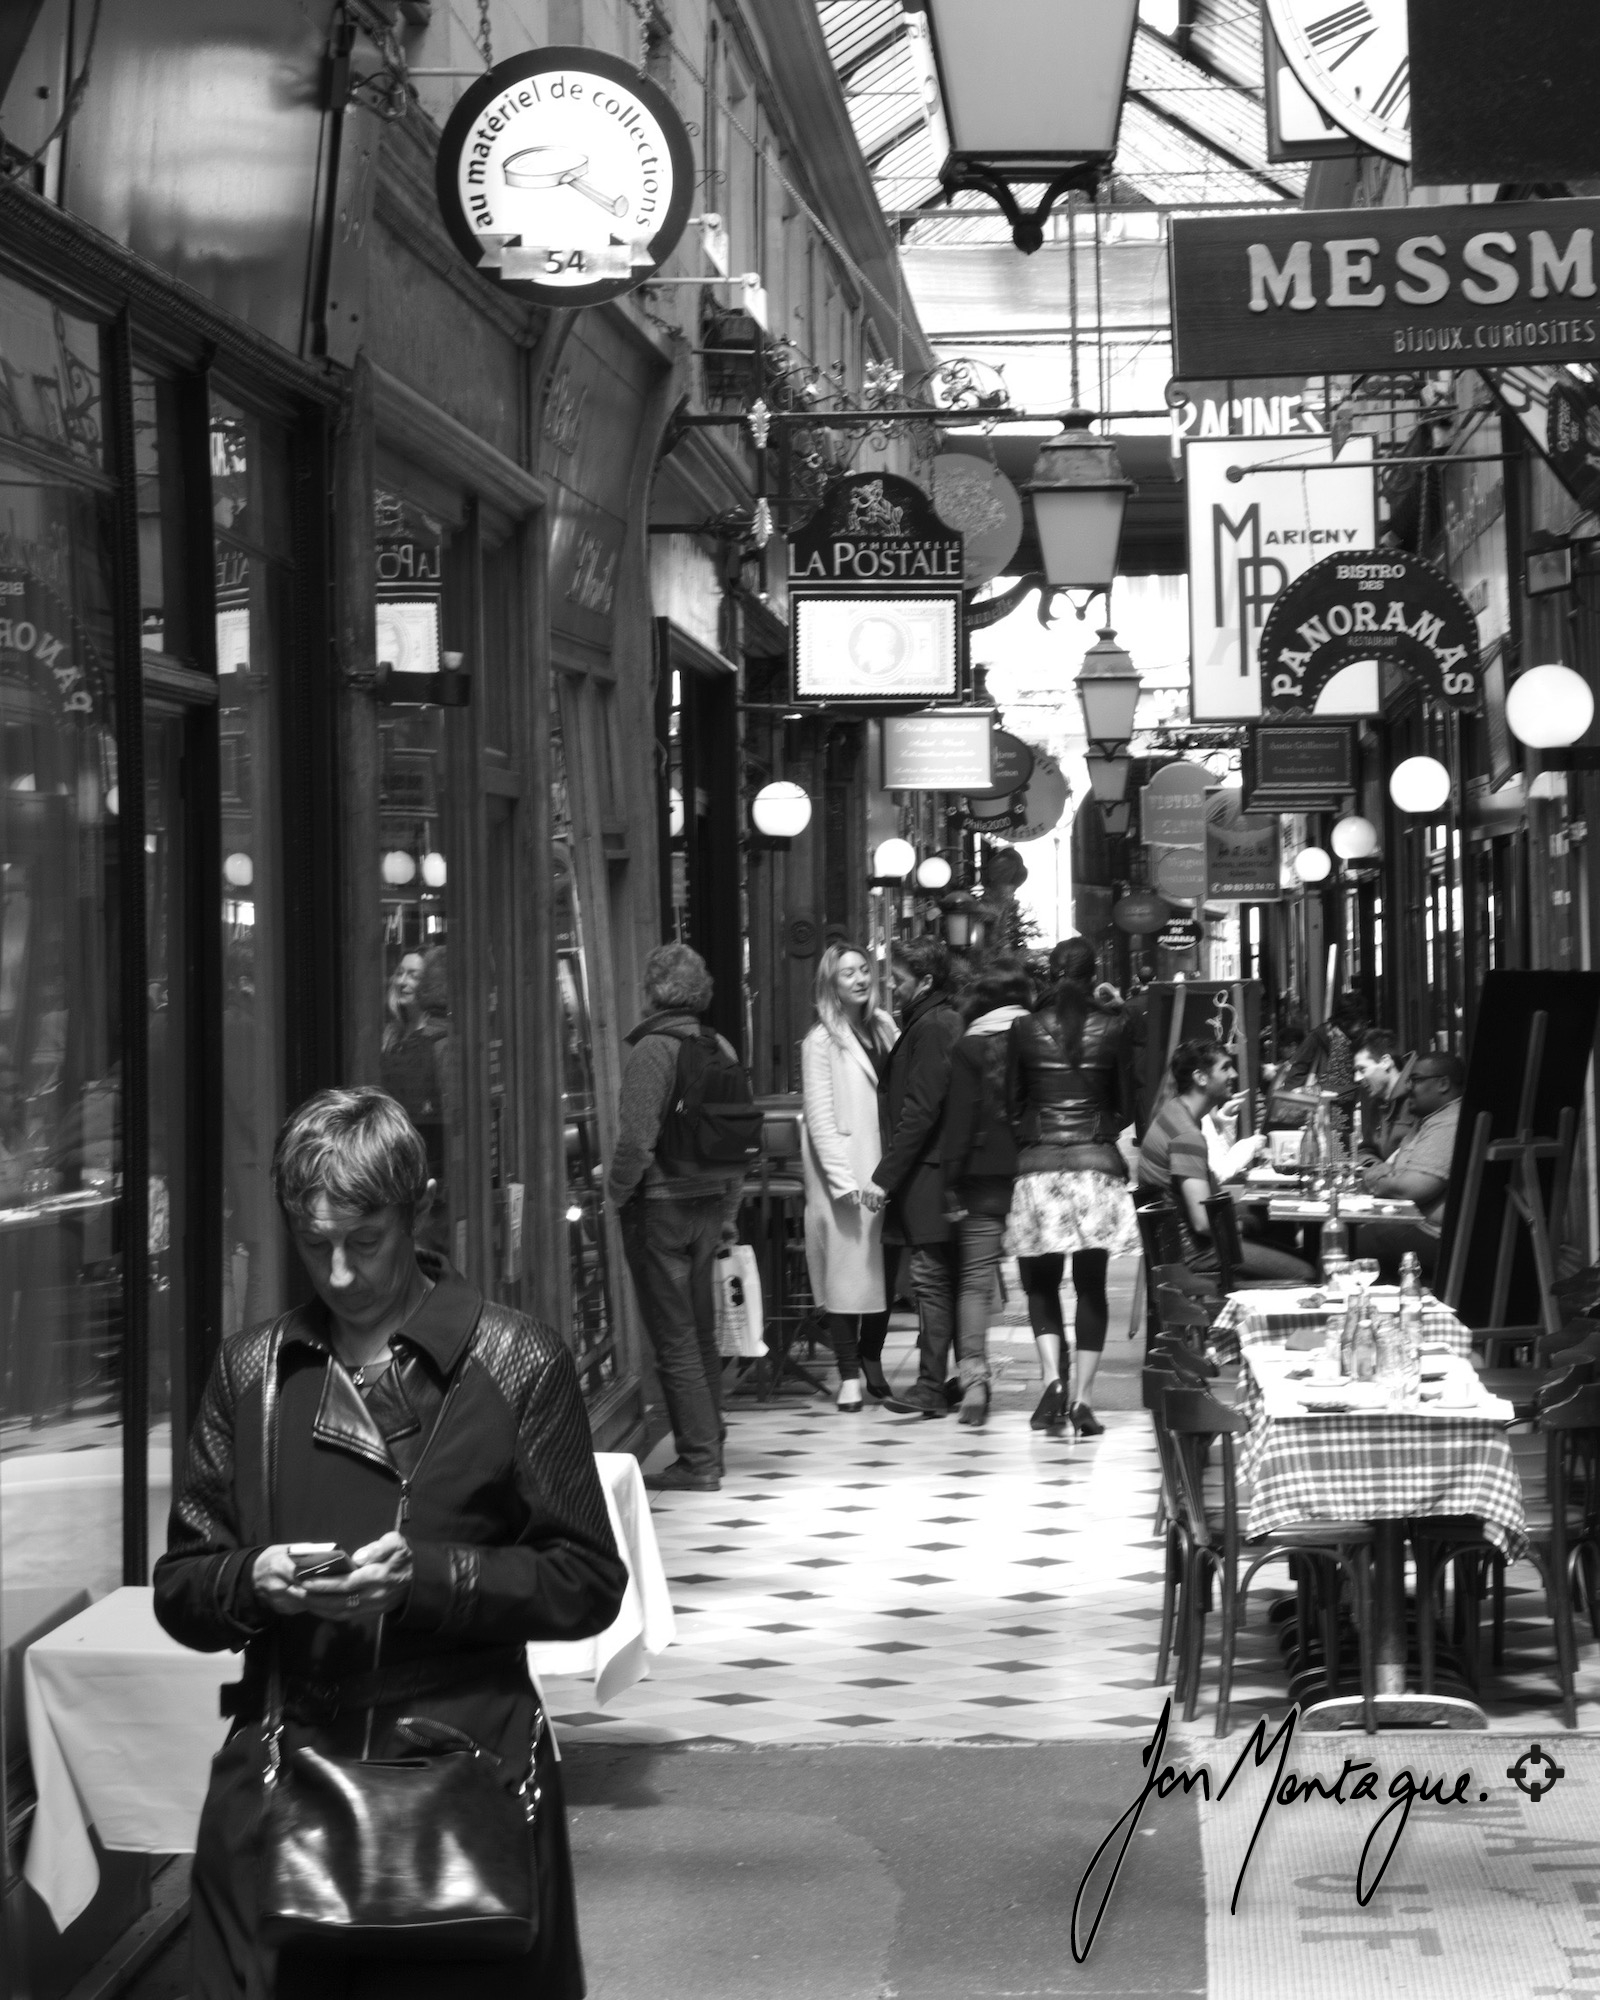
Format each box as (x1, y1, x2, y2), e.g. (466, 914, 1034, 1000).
(1508, 1744, 1566, 1802)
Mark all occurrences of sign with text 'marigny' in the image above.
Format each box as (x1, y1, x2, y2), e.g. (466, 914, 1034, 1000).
(790, 474, 964, 703)
(1257, 552, 1481, 719)
(1170, 198, 1600, 378)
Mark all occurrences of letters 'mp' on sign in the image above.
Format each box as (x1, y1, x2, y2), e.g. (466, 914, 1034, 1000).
(436, 48, 694, 309)
(1257, 552, 1480, 716)
(1170, 198, 1600, 378)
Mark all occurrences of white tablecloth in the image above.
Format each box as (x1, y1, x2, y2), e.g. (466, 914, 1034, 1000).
(24, 1452, 673, 1932)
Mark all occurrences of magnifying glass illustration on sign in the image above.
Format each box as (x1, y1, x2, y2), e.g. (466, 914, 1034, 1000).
(503, 145, 628, 216)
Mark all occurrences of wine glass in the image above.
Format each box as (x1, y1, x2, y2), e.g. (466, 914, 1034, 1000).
(1350, 1257, 1380, 1294)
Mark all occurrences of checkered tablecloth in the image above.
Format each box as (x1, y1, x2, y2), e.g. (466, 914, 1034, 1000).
(1242, 1409, 1527, 1560)
(1213, 1289, 1472, 1358)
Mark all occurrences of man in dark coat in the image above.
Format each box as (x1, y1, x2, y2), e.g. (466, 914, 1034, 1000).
(872, 936, 966, 1417)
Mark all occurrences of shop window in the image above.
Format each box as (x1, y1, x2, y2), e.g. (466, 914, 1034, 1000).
(0, 279, 124, 1630)
(211, 394, 294, 1332)
(375, 487, 465, 1268)
(131, 369, 193, 663)
(552, 696, 617, 1395)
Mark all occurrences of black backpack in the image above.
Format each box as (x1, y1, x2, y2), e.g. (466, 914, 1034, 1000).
(655, 1028, 763, 1173)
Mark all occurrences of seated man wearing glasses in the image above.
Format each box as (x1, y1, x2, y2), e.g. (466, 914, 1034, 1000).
(1138, 1038, 1311, 1285)
(1356, 1053, 1464, 1278)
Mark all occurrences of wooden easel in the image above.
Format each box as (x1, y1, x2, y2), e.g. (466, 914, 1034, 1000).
(1441, 1011, 1577, 1342)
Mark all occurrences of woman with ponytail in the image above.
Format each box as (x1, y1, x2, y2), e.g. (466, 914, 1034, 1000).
(1004, 937, 1139, 1435)
(800, 945, 899, 1410)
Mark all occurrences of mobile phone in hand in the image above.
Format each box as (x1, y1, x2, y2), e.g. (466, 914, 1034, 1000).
(289, 1543, 353, 1580)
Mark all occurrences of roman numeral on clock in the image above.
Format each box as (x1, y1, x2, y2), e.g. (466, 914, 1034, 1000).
(1370, 56, 1409, 123)
(1305, 2, 1376, 70)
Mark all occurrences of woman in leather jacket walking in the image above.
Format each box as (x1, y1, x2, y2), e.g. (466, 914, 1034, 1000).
(1005, 938, 1140, 1434)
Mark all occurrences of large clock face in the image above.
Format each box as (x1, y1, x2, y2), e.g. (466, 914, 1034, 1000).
(1264, 0, 1410, 163)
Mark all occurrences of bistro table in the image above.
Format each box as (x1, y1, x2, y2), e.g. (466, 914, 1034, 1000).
(1222, 1289, 1524, 1730)
(24, 1453, 673, 1930)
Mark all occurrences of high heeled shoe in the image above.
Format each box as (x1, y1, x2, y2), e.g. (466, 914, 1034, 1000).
(1070, 1401, 1105, 1437)
(836, 1380, 864, 1413)
(1030, 1380, 1068, 1432)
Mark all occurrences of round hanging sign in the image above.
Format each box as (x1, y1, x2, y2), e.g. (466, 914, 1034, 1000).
(929, 454, 1024, 589)
(1158, 918, 1203, 953)
(1010, 749, 1070, 843)
(1257, 550, 1480, 717)
(436, 48, 695, 310)
(965, 729, 1034, 801)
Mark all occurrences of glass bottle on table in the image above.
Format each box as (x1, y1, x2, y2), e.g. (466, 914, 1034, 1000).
(1353, 1298, 1378, 1382)
(1319, 1186, 1349, 1286)
(1398, 1251, 1424, 1401)
(1340, 1293, 1362, 1379)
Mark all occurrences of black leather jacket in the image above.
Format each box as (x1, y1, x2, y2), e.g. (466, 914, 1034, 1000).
(1006, 1005, 1134, 1176)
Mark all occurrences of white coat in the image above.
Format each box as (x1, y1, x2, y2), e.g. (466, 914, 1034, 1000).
(800, 1012, 898, 1313)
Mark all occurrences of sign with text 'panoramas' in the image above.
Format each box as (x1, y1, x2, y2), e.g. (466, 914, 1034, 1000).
(1257, 552, 1481, 717)
(1170, 198, 1600, 379)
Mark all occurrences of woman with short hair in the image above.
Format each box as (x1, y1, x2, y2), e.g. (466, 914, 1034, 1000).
(156, 1086, 627, 1998)
(800, 943, 899, 1409)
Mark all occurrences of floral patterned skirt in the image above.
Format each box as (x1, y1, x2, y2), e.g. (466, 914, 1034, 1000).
(1004, 1169, 1140, 1258)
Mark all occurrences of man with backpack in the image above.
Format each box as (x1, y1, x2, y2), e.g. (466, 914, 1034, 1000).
(608, 942, 761, 1492)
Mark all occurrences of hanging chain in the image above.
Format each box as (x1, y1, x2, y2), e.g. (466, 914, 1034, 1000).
(476, 0, 493, 68)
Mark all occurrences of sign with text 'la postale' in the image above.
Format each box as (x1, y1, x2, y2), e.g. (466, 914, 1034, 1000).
(1170, 199, 1600, 379)
(1257, 552, 1480, 717)
(790, 475, 964, 703)
(1187, 434, 1377, 722)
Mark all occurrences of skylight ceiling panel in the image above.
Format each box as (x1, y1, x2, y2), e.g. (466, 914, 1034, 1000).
(1113, 97, 1285, 204)
(1128, 25, 1272, 163)
(845, 39, 924, 159)
(1188, 0, 1266, 92)
(871, 123, 945, 214)
(818, 0, 904, 74)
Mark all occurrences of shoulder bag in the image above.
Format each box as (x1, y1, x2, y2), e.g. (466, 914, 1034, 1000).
(256, 1317, 540, 1960)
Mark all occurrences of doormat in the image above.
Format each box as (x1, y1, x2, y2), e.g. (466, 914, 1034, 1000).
(1188, 1718, 1600, 1997)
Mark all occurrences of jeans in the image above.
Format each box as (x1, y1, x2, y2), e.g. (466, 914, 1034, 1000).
(620, 1195, 724, 1476)
(909, 1242, 958, 1400)
(955, 1213, 1005, 1383)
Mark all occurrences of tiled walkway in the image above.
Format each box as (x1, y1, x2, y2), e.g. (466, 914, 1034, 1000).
(546, 1277, 1600, 1743)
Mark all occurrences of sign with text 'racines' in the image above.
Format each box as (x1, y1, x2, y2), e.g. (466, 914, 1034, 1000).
(1257, 553, 1480, 717)
(1170, 198, 1600, 378)
(436, 49, 694, 309)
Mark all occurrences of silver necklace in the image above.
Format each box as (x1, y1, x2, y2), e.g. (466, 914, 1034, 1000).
(348, 1349, 393, 1390)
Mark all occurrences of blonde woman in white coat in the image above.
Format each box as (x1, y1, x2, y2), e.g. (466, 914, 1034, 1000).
(801, 944, 899, 1411)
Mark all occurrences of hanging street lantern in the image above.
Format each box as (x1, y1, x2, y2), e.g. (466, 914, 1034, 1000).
(751, 780, 813, 839)
(940, 888, 985, 950)
(1083, 751, 1133, 803)
(1023, 416, 1135, 592)
(1505, 662, 1594, 749)
(1075, 628, 1142, 754)
(920, 0, 1139, 254)
(1389, 756, 1452, 815)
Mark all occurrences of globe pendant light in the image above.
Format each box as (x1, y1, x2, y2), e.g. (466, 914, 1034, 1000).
(1389, 756, 1452, 815)
(1331, 815, 1379, 860)
(872, 837, 917, 881)
(1293, 846, 1332, 884)
(751, 780, 813, 839)
(1505, 662, 1594, 749)
(915, 854, 953, 891)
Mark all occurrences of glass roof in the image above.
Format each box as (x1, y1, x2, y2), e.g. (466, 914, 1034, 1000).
(817, 0, 1307, 239)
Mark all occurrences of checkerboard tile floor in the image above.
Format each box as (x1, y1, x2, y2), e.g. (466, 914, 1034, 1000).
(544, 1317, 1600, 1744)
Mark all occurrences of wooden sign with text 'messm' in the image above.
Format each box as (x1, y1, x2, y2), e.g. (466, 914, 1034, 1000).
(1170, 198, 1600, 379)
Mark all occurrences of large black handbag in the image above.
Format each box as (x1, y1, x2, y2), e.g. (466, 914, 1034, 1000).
(255, 1318, 540, 1961)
